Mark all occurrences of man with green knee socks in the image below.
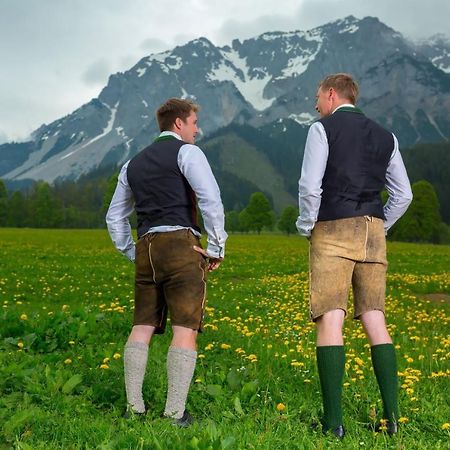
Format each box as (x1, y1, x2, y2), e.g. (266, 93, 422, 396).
(297, 73, 412, 438)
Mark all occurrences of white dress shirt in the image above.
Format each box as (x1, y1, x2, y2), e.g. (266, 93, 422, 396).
(106, 131, 228, 261)
(296, 105, 413, 237)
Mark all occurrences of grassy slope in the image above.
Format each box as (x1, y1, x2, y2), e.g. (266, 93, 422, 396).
(0, 229, 449, 449)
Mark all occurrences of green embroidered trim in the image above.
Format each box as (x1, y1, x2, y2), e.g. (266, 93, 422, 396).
(154, 135, 178, 143)
(336, 106, 364, 114)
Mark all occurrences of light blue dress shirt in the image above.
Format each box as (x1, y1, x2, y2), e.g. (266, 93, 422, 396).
(296, 105, 413, 237)
(106, 131, 228, 261)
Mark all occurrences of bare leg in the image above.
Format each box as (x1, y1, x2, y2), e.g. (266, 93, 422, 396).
(360, 310, 392, 346)
(316, 309, 345, 346)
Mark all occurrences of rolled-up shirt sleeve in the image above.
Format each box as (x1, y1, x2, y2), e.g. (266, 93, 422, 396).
(383, 134, 413, 232)
(105, 161, 136, 261)
(178, 144, 228, 258)
(296, 122, 329, 237)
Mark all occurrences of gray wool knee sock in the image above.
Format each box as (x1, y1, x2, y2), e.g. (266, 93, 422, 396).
(164, 346, 197, 419)
(124, 341, 149, 413)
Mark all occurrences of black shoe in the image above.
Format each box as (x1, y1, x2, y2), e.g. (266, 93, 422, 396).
(170, 410, 194, 428)
(123, 405, 146, 420)
(312, 420, 345, 439)
(373, 420, 398, 436)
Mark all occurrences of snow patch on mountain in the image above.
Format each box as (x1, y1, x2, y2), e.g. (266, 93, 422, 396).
(60, 102, 118, 161)
(431, 53, 450, 73)
(209, 49, 274, 110)
(288, 112, 315, 124)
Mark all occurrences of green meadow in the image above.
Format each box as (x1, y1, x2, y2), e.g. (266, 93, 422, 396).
(0, 229, 449, 449)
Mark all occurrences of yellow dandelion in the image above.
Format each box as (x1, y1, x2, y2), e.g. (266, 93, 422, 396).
(20, 314, 28, 321)
(103, 357, 110, 364)
(441, 423, 450, 430)
(100, 364, 109, 369)
(64, 358, 72, 365)
(398, 417, 409, 424)
(113, 353, 121, 359)
(276, 403, 286, 412)
(220, 343, 231, 350)
(17, 341, 24, 349)
(68, 340, 75, 345)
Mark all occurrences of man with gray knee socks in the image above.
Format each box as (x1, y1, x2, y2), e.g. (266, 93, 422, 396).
(106, 98, 227, 425)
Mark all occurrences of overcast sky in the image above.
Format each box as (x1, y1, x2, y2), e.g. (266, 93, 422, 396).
(1, 0, 449, 143)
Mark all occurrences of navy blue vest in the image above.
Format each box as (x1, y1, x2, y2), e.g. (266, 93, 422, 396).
(317, 108, 394, 221)
(127, 136, 199, 238)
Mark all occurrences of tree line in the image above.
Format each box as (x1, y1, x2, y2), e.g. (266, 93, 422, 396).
(0, 177, 448, 244)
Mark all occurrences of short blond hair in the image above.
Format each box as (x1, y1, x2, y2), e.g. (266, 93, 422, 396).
(156, 98, 200, 132)
(319, 73, 359, 104)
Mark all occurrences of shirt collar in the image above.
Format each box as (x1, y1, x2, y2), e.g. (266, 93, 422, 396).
(332, 104, 356, 114)
(159, 130, 182, 140)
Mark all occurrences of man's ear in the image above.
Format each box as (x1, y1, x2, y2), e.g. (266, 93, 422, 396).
(174, 117, 182, 130)
(328, 88, 334, 100)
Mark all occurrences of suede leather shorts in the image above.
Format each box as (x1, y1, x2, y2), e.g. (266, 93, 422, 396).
(133, 229, 207, 333)
(309, 216, 387, 321)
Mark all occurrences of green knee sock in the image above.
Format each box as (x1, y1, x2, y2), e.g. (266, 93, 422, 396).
(370, 343, 399, 422)
(316, 345, 345, 428)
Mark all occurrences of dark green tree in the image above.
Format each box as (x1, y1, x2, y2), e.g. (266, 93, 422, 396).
(29, 181, 63, 228)
(225, 210, 240, 233)
(103, 171, 119, 213)
(0, 179, 7, 226)
(243, 192, 274, 234)
(238, 208, 251, 233)
(278, 205, 298, 235)
(389, 180, 442, 243)
(7, 190, 27, 227)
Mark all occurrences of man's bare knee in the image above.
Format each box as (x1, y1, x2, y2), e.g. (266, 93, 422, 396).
(360, 310, 392, 346)
(316, 309, 345, 346)
(128, 325, 155, 345)
(171, 325, 198, 350)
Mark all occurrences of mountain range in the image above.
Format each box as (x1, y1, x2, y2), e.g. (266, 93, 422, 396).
(1, 15, 450, 212)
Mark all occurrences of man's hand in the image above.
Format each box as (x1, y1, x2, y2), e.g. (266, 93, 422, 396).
(193, 245, 223, 271)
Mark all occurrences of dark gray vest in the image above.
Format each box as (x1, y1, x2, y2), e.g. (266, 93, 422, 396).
(318, 107, 394, 221)
(127, 135, 199, 238)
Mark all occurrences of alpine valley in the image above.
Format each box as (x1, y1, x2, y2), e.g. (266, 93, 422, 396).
(2, 16, 450, 213)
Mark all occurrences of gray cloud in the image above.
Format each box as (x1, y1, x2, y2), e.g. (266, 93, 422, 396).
(82, 59, 112, 86)
(139, 38, 171, 53)
(0, 130, 9, 145)
(0, 0, 448, 141)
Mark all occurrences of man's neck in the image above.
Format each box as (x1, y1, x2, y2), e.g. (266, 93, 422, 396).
(160, 130, 182, 140)
(332, 103, 355, 114)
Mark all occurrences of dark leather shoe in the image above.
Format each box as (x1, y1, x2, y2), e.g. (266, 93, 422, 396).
(123, 406, 146, 420)
(324, 424, 345, 439)
(170, 410, 194, 427)
(312, 420, 345, 439)
(374, 420, 398, 436)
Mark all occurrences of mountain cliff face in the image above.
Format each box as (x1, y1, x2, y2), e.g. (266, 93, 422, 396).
(1, 15, 450, 185)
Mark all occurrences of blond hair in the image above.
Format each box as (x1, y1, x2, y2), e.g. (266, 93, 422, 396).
(319, 73, 359, 104)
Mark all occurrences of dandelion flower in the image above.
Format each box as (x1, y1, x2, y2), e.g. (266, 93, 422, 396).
(100, 364, 109, 369)
(20, 314, 28, 321)
(64, 359, 72, 365)
(276, 403, 286, 412)
(113, 353, 121, 359)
